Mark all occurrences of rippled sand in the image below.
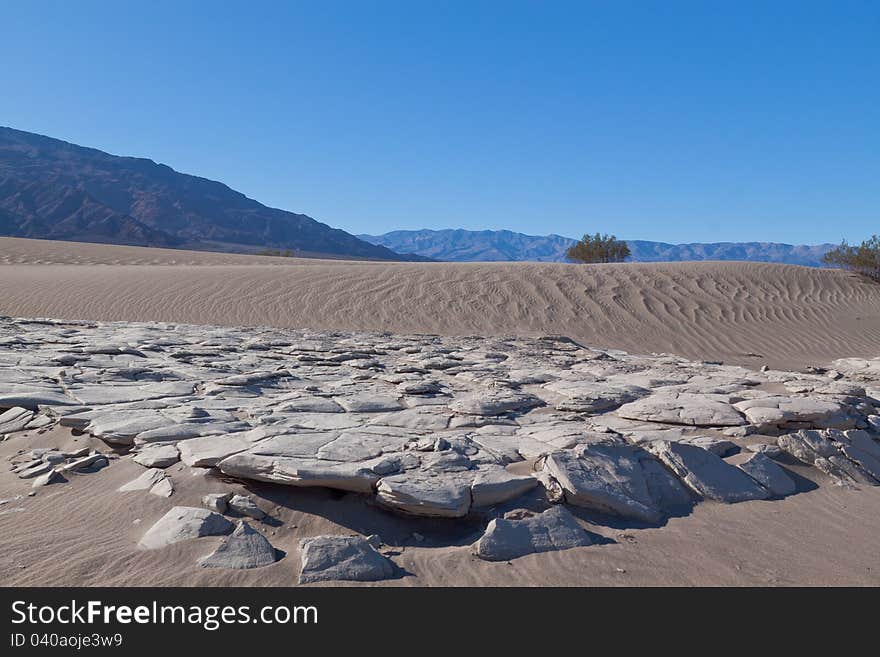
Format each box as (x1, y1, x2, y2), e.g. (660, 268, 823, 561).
(2, 237, 878, 370)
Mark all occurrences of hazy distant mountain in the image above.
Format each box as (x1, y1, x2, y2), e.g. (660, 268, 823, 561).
(0, 127, 408, 260)
(625, 240, 834, 266)
(360, 229, 835, 266)
(359, 229, 574, 262)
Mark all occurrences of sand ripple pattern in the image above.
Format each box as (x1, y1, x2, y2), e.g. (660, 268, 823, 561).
(1, 238, 879, 369)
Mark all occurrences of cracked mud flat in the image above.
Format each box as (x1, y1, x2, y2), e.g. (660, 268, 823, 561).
(1, 316, 879, 586)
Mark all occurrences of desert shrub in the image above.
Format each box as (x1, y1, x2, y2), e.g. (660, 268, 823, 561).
(256, 248, 296, 257)
(823, 235, 880, 281)
(566, 233, 631, 264)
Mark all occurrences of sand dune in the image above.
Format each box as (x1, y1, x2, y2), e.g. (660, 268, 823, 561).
(1, 237, 878, 370)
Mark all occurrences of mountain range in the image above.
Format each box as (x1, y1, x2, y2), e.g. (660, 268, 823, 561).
(0, 127, 406, 260)
(360, 229, 836, 266)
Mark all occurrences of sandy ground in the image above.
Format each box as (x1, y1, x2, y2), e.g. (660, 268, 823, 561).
(2, 237, 879, 371)
(1, 236, 879, 587)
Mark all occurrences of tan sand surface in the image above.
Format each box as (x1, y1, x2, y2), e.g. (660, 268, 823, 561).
(2, 237, 879, 370)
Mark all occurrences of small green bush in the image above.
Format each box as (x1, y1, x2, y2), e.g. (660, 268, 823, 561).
(823, 235, 880, 281)
(566, 233, 631, 264)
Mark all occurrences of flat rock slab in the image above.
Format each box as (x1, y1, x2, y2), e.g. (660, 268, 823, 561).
(646, 441, 770, 503)
(299, 535, 395, 584)
(86, 411, 176, 445)
(471, 469, 538, 507)
(139, 506, 234, 549)
(67, 382, 195, 405)
(543, 381, 648, 413)
(336, 394, 404, 413)
(474, 506, 593, 561)
(686, 437, 739, 457)
(178, 432, 254, 467)
(277, 396, 344, 413)
(734, 396, 859, 431)
(61, 453, 108, 473)
(0, 407, 34, 434)
(219, 453, 380, 493)
(17, 461, 53, 479)
(199, 521, 278, 569)
(368, 408, 451, 430)
(315, 431, 410, 462)
(397, 380, 443, 395)
(542, 443, 691, 523)
(737, 452, 796, 497)
(134, 419, 250, 445)
(263, 413, 363, 432)
(246, 432, 339, 459)
(132, 444, 180, 468)
(0, 386, 76, 410)
(376, 474, 472, 518)
(618, 392, 746, 427)
(450, 390, 544, 416)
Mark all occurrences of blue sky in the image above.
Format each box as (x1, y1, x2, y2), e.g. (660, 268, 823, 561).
(2, 1, 878, 243)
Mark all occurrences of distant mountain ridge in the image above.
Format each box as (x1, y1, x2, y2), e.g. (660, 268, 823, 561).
(360, 229, 835, 266)
(0, 127, 408, 260)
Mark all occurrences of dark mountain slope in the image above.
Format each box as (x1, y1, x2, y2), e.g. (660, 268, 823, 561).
(0, 127, 406, 259)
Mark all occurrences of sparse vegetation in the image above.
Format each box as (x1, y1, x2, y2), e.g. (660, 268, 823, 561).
(566, 233, 631, 264)
(256, 248, 296, 258)
(823, 235, 880, 281)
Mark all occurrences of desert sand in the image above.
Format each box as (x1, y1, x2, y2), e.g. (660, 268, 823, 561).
(1, 237, 879, 587)
(1, 237, 879, 371)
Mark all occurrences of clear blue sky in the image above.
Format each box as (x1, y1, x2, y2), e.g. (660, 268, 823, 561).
(3, 1, 878, 243)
